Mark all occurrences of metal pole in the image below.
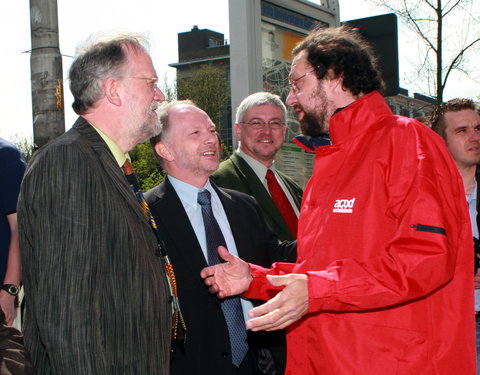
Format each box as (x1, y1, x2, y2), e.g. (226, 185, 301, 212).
(30, 0, 65, 149)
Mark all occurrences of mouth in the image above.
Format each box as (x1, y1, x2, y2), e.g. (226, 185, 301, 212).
(201, 150, 217, 156)
(467, 143, 480, 152)
(258, 139, 273, 144)
(293, 106, 305, 120)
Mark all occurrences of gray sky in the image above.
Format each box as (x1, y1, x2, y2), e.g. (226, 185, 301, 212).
(0, 0, 478, 141)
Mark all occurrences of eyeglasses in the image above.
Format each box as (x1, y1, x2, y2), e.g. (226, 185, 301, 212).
(239, 120, 286, 130)
(288, 70, 315, 94)
(122, 76, 160, 91)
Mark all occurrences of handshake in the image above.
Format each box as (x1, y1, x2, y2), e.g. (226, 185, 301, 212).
(200, 246, 309, 331)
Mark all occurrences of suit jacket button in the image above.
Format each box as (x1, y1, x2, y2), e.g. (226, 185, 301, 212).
(167, 296, 173, 304)
(221, 352, 229, 358)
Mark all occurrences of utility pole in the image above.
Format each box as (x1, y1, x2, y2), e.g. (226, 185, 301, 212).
(30, 0, 65, 149)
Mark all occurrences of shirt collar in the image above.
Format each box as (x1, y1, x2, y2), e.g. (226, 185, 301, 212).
(236, 149, 275, 180)
(168, 175, 213, 208)
(467, 182, 477, 204)
(90, 123, 129, 167)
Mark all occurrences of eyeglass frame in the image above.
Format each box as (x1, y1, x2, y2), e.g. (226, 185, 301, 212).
(288, 70, 316, 94)
(120, 76, 160, 91)
(238, 120, 287, 130)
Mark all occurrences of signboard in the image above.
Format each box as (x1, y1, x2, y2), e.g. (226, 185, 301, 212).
(229, 0, 340, 185)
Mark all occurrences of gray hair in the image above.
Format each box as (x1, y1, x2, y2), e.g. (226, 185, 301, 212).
(235, 92, 287, 124)
(69, 33, 150, 115)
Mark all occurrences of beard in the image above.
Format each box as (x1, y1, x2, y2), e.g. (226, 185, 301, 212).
(298, 83, 332, 137)
(251, 143, 279, 162)
(127, 101, 160, 143)
(179, 156, 219, 178)
(139, 102, 160, 137)
(300, 111, 328, 137)
(175, 146, 220, 177)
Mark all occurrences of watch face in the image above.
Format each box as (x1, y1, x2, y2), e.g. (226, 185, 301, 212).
(8, 285, 18, 295)
(2, 285, 18, 296)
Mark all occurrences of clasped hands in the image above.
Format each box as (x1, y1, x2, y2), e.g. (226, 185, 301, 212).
(200, 246, 309, 331)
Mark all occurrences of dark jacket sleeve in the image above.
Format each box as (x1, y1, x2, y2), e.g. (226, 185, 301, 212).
(220, 187, 297, 266)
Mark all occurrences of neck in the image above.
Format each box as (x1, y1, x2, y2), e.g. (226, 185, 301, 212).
(167, 170, 209, 189)
(238, 147, 274, 168)
(457, 164, 477, 195)
(83, 113, 136, 154)
(333, 89, 364, 111)
(258, 158, 274, 168)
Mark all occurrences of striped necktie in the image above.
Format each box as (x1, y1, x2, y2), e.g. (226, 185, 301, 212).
(197, 189, 249, 367)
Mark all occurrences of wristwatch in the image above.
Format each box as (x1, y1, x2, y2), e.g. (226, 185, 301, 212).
(1, 284, 19, 296)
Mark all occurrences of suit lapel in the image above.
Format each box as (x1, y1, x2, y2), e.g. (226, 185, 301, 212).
(73, 118, 151, 225)
(149, 180, 209, 275)
(230, 153, 288, 231)
(213, 184, 254, 260)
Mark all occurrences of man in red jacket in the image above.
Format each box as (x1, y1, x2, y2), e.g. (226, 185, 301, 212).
(201, 26, 476, 374)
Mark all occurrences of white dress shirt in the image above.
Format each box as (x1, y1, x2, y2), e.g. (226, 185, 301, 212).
(467, 184, 480, 311)
(168, 175, 254, 321)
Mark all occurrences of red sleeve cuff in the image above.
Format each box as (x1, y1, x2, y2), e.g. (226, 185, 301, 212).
(243, 262, 297, 301)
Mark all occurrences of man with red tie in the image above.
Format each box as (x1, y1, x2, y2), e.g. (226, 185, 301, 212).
(212, 92, 303, 241)
(145, 101, 296, 375)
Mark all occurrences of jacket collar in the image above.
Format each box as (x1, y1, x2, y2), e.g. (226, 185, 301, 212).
(329, 91, 392, 144)
(293, 91, 392, 152)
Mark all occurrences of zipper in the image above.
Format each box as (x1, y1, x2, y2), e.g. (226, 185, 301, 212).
(411, 224, 446, 236)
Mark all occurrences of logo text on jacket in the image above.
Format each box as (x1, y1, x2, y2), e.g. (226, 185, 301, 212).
(333, 198, 356, 213)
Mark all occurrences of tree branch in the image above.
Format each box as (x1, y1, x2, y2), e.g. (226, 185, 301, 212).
(442, 37, 480, 90)
(443, 0, 462, 18)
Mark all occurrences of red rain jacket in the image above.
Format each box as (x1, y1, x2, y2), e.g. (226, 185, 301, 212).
(245, 91, 476, 374)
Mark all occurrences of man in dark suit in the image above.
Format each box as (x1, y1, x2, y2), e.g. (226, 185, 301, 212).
(17, 34, 172, 374)
(145, 100, 296, 375)
(212, 92, 303, 241)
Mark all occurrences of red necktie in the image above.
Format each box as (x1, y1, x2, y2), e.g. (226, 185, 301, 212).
(265, 169, 298, 238)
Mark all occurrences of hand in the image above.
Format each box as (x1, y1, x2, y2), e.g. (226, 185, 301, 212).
(0, 290, 16, 326)
(200, 246, 252, 298)
(246, 273, 308, 331)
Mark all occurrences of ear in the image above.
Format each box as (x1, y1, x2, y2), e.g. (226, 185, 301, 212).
(104, 77, 122, 107)
(322, 71, 344, 98)
(324, 69, 342, 91)
(155, 141, 174, 162)
(234, 122, 242, 140)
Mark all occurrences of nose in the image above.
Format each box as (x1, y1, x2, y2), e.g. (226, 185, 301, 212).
(262, 124, 273, 134)
(471, 129, 480, 142)
(285, 90, 296, 107)
(154, 87, 165, 102)
(204, 129, 218, 144)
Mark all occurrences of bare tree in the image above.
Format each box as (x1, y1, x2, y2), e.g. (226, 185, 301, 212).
(371, 0, 480, 102)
